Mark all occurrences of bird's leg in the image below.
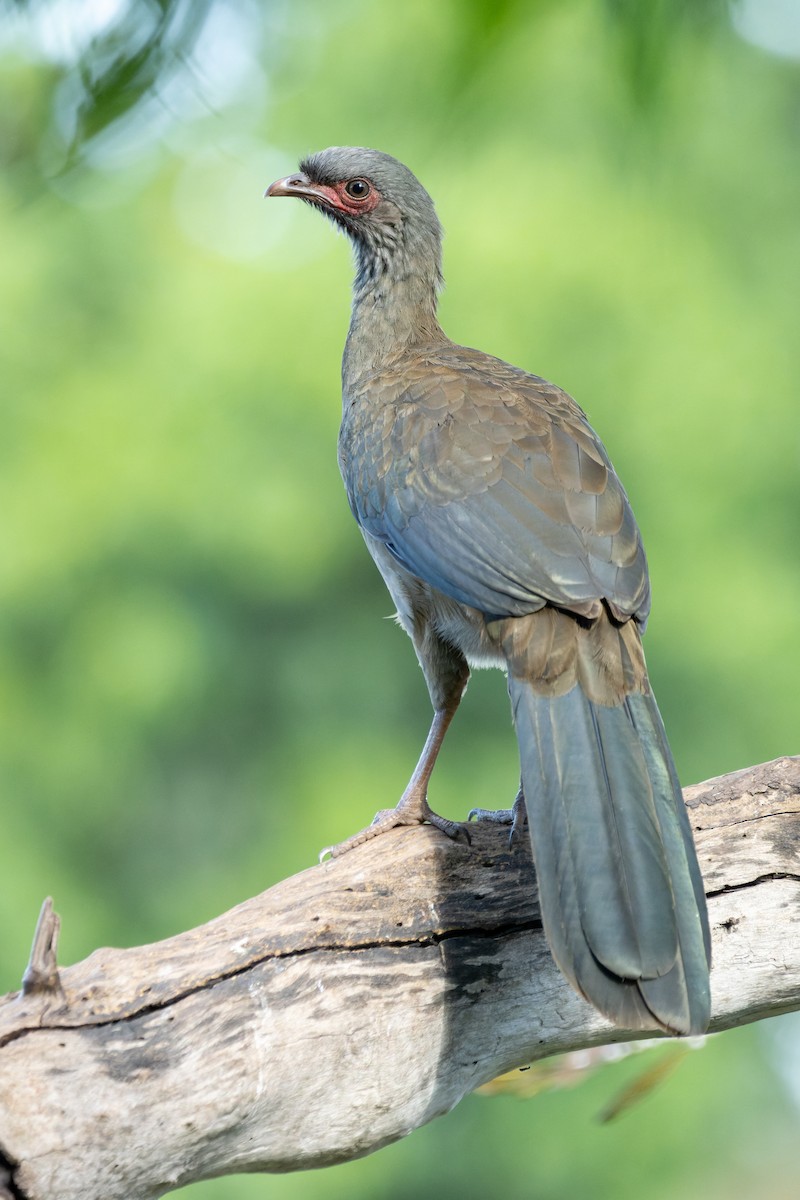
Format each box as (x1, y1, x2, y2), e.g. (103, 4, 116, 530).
(320, 697, 468, 861)
(468, 784, 528, 846)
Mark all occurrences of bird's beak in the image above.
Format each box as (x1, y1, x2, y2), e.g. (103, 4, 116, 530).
(264, 172, 325, 201)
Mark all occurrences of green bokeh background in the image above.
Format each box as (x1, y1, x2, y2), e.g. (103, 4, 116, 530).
(1, 1, 798, 1197)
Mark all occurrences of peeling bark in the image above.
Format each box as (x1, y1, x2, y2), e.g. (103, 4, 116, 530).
(0, 756, 798, 1200)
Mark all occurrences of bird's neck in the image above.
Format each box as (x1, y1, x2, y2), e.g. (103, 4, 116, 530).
(342, 244, 446, 383)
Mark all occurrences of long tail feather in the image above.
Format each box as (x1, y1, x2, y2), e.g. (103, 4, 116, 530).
(510, 675, 711, 1036)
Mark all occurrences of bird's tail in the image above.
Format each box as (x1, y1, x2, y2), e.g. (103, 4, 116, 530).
(503, 608, 711, 1035)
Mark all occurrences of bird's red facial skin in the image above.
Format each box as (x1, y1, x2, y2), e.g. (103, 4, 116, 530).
(329, 181, 382, 216)
(265, 173, 381, 216)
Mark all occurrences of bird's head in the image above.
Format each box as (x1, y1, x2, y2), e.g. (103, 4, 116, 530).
(266, 147, 443, 290)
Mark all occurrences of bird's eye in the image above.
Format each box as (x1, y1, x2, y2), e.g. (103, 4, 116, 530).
(345, 178, 371, 200)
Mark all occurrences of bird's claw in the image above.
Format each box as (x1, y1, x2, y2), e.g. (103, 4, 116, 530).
(426, 811, 471, 846)
(468, 790, 528, 847)
(320, 800, 470, 862)
(468, 806, 515, 824)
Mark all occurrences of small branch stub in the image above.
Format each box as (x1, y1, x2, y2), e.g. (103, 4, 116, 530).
(21, 898, 63, 1001)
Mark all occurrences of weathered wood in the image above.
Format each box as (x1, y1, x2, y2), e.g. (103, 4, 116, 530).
(0, 756, 798, 1200)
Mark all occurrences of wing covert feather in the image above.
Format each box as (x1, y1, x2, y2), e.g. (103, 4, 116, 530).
(339, 345, 650, 623)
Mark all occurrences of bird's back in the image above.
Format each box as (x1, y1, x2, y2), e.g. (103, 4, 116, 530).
(340, 340, 651, 627)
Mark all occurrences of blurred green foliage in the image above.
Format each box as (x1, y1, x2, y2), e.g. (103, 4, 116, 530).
(1, 1, 799, 1197)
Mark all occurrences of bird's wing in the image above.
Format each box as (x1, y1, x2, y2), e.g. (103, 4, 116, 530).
(340, 345, 651, 624)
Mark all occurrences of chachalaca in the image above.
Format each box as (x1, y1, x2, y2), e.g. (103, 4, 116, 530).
(266, 147, 711, 1036)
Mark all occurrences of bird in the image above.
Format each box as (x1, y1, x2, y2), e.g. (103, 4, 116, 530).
(266, 147, 711, 1036)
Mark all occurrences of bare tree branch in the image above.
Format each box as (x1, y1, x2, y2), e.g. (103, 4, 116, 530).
(0, 756, 798, 1200)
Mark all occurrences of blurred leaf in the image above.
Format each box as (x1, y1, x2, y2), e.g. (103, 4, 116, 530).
(71, 0, 214, 158)
(603, 0, 730, 107)
(598, 1044, 691, 1122)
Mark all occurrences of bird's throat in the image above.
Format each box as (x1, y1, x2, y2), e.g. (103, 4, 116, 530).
(343, 260, 445, 383)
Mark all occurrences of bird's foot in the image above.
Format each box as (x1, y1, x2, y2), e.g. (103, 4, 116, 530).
(468, 788, 527, 846)
(320, 792, 470, 861)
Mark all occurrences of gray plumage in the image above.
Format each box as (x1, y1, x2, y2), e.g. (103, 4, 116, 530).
(267, 146, 712, 1035)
